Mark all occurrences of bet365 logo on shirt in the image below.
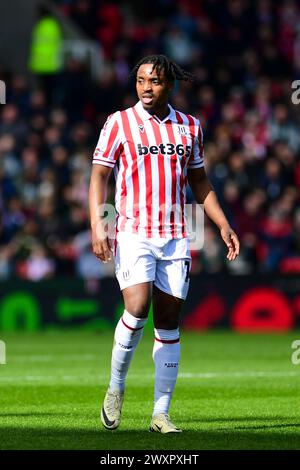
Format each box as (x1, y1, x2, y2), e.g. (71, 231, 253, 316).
(137, 143, 191, 157)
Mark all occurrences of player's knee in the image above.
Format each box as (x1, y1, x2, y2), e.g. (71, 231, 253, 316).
(154, 319, 179, 330)
(125, 302, 150, 319)
(154, 319, 179, 329)
(154, 311, 179, 329)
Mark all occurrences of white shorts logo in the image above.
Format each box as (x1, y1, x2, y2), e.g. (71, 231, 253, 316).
(122, 269, 131, 281)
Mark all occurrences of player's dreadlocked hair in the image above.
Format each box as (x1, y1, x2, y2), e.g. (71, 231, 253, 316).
(131, 54, 196, 83)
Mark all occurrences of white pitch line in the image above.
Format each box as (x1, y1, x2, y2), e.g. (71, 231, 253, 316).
(179, 371, 300, 379)
(10, 354, 96, 362)
(1, 371, 299, 383)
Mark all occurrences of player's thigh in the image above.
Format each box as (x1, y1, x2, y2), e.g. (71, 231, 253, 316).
(122, 282, 153, 319)
(115, 232, 156, 318)
(152, 285, 183, 330)
(115, 233, 156, 286)
(154, 258, 191, 301)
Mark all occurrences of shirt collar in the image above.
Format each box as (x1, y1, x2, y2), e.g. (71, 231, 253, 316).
(134, 100, 177, 123)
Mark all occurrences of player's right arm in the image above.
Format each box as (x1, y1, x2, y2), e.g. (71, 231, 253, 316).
(89, 164, 113, 263)
(89, 112, 122, 263)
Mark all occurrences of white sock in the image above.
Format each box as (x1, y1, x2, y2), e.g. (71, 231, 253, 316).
(152, 328, 180, 416)
(109, 309, 147, 392)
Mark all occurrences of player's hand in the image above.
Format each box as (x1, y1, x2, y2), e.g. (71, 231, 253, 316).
(220, 225, 240, 261)
(91, 223, 114, 263)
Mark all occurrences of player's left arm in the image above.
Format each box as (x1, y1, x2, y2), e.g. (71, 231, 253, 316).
(187, 167, 240, 261)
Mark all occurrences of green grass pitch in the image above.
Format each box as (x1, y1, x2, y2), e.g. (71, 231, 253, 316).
(1, 329, 300, 450)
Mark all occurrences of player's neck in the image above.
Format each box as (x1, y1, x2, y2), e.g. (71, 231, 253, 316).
(148, 104, 169, 121)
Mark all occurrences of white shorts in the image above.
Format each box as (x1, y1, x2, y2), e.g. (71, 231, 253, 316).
(114, 232, 191, 300)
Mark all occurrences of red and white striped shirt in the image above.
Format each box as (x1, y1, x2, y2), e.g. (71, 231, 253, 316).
(92, 100, 204, 238)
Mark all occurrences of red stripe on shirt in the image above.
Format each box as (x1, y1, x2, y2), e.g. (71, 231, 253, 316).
(115, 116, 128, 232)
(103, 119, 119, 160)
(175, 112, 188, 237)
(186, 114, 197, 164)
(150, 120, 166, 237)
(164, 121, 178, 238)
(132, 107, 153, 238)
(120, 110, 140, 233)
(198, 123, 204, 161)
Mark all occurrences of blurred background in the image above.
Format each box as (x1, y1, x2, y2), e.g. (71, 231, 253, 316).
(0, 0, 300, 331)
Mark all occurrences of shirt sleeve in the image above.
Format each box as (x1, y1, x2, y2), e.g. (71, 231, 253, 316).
(92, 112, 122, 168)
(187, 119, 204, 170)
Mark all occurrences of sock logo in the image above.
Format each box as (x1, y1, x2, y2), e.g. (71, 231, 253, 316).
(117, 342, 133, 350)
(137, 143, 191, 158)
(164, 362, 178, 368)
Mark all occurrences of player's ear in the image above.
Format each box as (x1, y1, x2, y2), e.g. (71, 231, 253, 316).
(167, 80, 174, 92)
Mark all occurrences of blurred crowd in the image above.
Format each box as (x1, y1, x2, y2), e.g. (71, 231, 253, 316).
(1, 0, 300, 280)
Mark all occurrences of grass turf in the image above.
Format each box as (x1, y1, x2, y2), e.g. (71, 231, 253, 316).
(0, 330, 300, 450)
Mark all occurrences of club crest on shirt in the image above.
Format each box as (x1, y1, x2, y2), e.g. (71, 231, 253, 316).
(138, 124, 144, 133)
(178, 125, 188, 136)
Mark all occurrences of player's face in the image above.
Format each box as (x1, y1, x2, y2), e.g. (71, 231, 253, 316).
(136, 64, 173, 112)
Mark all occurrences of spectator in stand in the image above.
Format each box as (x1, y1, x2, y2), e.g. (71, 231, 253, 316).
(25, 244, 56, 281)
(259, 201, 294, 271)
(28, 6, 63, 105)
(268, 103, 300, 153)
